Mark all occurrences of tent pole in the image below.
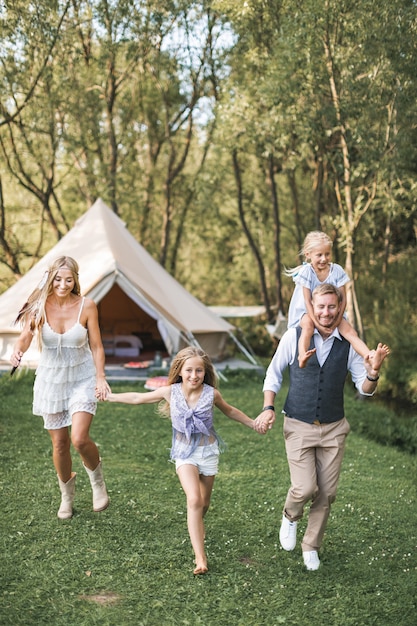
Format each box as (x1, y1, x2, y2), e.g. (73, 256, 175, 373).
(228, 332, 259, 366)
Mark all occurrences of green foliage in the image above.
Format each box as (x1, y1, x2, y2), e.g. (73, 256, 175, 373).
(1, 371, 416, 625)
(355, 247, 417, 404)
(347, 393, 417, 456)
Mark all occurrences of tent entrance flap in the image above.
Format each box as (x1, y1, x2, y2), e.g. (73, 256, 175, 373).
(115, 272, 181, 354)
(88, 274, 231, 359)
(95, 282, 167, 352)
(114, 272, 230, 360)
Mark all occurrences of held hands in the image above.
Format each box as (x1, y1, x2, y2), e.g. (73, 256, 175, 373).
(254, 409, 276, 434)
(95, 376, 111, 401)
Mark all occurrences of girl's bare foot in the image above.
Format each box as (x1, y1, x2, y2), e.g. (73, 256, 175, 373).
(370, 343, 390, 370)
(193, 563, 208, 575)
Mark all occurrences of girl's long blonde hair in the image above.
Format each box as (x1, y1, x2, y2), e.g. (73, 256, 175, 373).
(158, 346, 217, 417)
(15, 256, 81, 349)
(284, 231, 333, 277)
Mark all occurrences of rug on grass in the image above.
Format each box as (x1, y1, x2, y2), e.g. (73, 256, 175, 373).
(144, 376, 169, 390)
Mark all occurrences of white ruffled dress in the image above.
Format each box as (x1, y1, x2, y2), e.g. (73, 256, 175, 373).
(33, 298, 97, 429)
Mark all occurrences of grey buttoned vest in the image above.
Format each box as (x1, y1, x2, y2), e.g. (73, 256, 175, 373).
(283, 327, 350, 424)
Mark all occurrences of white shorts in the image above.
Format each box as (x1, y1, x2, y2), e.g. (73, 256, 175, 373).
(175, 443, 219, 476)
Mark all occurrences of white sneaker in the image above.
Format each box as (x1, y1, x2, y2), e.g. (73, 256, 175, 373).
(303, 550, 320, 571)
(279, 515, 297, 551)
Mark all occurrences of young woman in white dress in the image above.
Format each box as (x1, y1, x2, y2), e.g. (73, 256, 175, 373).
(11, 256, 111, 519)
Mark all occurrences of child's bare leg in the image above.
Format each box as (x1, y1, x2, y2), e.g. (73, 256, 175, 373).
(177, 465, 211, 575)
(369, 343, 390, 370)
(200, 474, 214, 519)
(200, 473, 215, 541)
(298, 315, 316, 368)
(338, 318, 371, 359)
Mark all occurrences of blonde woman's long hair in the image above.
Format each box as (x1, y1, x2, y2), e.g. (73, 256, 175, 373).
(158, 346, 217, 417)
(284, 231, 333, 277)
(15, 256, 81, 350)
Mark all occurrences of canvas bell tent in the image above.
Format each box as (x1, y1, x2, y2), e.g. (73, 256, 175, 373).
(0, 199, 253, 366)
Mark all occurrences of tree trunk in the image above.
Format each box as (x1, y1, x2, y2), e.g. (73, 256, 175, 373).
(232, 149, 273, 320)
(287, 169, 304, 261)
(266, 154, 285, 317)
(0, 177, 22, 277)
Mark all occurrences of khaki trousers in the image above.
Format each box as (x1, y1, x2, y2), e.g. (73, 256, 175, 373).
(282, 416, 351, 552)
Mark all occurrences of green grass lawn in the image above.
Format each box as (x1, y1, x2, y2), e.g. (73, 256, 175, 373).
(0, 371, 416, 626)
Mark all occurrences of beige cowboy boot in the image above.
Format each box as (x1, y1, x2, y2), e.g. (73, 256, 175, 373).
(83, 459, 109, 512)
(57, 472, 76, 519)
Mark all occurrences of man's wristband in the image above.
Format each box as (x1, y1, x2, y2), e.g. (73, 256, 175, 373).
(366, 374, 380, 382)
(262, 405, 275, 412)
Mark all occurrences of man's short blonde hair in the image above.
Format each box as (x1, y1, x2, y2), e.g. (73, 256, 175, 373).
(312, 283, 343, 304)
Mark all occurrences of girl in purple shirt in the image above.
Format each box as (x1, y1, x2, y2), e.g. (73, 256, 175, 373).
(103, 346, 261, 575)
